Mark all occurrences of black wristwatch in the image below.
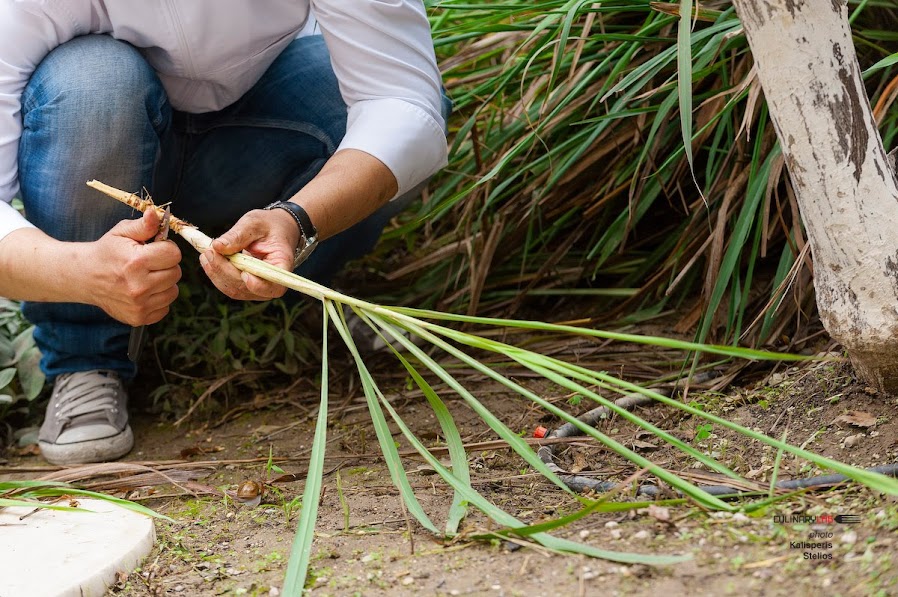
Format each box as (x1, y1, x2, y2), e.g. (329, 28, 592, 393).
(263, 201, 319, 269)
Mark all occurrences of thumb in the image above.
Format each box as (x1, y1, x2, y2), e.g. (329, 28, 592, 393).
(213, 220, 256, 256)
(111, 208, 160, 242)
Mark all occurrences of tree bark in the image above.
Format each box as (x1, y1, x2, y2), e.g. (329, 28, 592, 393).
(731, 0, 898, 392)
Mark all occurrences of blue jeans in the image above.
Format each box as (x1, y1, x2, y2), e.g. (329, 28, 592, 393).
(19, 34, 449, 380)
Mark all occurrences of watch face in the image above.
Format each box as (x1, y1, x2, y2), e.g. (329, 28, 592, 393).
(294, 238, 317, 269)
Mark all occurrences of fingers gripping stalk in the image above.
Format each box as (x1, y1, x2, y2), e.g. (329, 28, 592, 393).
(85, 181, 328, 302)
(127, 204, 170, 362)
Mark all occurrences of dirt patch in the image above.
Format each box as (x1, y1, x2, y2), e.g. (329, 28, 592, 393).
(3, 356, 898, 596)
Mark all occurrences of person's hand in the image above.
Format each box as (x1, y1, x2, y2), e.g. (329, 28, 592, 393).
(201, 208, 299, 300)
(88, 209, 182, 325)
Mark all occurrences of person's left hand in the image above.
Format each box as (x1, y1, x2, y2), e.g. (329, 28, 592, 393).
(201, 208, 300, 300)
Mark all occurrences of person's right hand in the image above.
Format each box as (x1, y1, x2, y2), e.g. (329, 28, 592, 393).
(88, 209, 182, 326)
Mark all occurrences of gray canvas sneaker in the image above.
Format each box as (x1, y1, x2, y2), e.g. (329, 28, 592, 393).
(38, 370, 133, 465)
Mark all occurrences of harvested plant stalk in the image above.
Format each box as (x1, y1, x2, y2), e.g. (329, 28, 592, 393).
(86, 180, 898, 589)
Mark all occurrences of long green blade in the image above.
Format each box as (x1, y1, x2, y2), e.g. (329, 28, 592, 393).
(328, 303, 439, 534)
(375, 382, 690, 565)
(359, 311, 471, 534)
(283, 302, 331, 594)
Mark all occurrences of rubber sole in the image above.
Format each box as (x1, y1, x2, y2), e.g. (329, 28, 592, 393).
(39, 425, 134, 465)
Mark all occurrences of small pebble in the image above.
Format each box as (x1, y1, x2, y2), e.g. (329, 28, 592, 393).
(822, 578, 832, 589)
(491, 585, 502, 590)
(402, 576, 415, 586)
(361, 554, 375, 563)
(843, 434, 864, 448)
(579, 529, 591, 539)
(269, 588, 280, 597)
(604, 521, 618, 528)
(609, 529, 622, 540)
(733, 513, 749, 523)
(173, 586, 184, 593)
(633, 529, 651, 541)
(841, 530, 858, 545)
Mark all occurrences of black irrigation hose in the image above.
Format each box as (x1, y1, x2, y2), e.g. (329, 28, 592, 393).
(537, 382, 898, 498)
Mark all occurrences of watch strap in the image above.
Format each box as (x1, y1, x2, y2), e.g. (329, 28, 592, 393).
(263, 201, 319, 269)
(264, 201, 318, 242)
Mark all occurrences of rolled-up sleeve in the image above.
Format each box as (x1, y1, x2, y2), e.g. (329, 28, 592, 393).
(0, 1, 84, 241)
(311, 0, 448, 197)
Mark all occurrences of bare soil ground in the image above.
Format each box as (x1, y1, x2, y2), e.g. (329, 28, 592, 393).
(4, 352, 898, 597)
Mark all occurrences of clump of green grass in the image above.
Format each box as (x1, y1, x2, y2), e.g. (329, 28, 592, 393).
(390, 0, 898, 351)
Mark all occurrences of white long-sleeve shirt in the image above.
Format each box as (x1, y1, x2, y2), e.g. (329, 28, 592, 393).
(0, 0, 448, 242)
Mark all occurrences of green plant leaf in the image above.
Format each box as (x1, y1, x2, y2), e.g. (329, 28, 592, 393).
(17, 347, 45, 401)
(0, 367, 15, 390)
(327, 303, 440, 535)
(283, 303, 331, 594)
(354, 309, 471, 534)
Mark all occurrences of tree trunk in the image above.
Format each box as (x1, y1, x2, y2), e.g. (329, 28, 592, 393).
(731, 0, 898, 392)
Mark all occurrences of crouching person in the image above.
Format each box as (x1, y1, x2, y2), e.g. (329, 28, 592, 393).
(0, 1, 449, 464)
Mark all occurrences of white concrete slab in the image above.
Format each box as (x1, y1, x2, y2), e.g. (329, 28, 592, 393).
(0, 498, 155, 597)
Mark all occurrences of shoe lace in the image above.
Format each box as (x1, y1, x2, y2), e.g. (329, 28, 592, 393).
(54, 371, 122, 421)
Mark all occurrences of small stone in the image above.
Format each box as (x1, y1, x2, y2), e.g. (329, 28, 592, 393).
(755, 568, 774, 580)
(174, 586, 184, 593)
(843, 434, 864, 449)
(841, 531, 858, 545)
(604, 521, 618, 528)
(361, 554, 375, 563)
(491, 584, 501, 590)
(633, 530, 651, 541)
(450, 591, 461, 596)
(733, 513, 750, 524)
(609, 529, 622, 540)
(822, 578, 832, 589)
(402, 576, 415, 586)
(579, 530, 591, 539)
(269, 588, 280, 596)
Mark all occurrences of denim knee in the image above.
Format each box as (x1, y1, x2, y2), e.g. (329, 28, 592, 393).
(18, 35, 169, 241)
(21, 35, 166, 129)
